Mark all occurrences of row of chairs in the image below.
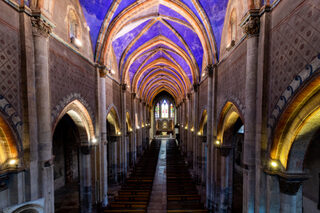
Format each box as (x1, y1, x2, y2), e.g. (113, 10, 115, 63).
(166, 139, 208, 213)
(103, 140, 161, 213)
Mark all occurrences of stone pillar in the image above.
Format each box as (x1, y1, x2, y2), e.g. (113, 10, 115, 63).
(80, 145, 93, 213)
(121, 84, 127, 180)
(192, 84, 199, 180)
(218, 146, 233, 213)
(131, 93, 137, 165)
(241, 13, 260, 213)
(31, 16, 54, 213)
(206, 64, 215, 209)
(98, 67, 108, 206)
(278, 174, 307, 213)
(182, 98, 186, 154)
(187, 93, 192, 164)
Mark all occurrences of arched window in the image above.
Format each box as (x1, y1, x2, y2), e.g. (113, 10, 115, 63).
(161, 100, 169, 118)
(227, 9, 237, 49)
(155, 103, 160, 119)
(170, 104, 174, 118)
(68, 9, 82, 47)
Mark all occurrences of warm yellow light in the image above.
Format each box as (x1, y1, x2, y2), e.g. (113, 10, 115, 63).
(184, 126, 188, 130)
(215, 140, 221, 146)
(197, 131, 201, 136)
(190, 127, 194, 132)
(270, 160, 278, 169)
(117, 131, 121, 135)
(136, 126, 140, 129)
(74, 38, 82, 47)
(91, 138, 97, 144)
(8, 159, 17, 166)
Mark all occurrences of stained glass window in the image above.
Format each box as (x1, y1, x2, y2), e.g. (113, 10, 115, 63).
(155, 103, 160, 119)
(161, 100, 168, 118)
(170, 104, 174, 118)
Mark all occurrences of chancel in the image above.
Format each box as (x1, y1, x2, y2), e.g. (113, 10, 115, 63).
(0, 0, 319, 212)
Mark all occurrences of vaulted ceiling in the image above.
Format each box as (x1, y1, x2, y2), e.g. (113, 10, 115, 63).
(80, 0, 229, 104)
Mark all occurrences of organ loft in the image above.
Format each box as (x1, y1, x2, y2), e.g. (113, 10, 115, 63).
(0, 0, 319, 212)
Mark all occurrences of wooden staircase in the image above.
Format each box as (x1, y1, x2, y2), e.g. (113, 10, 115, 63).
(166, 139, 208, 213)
(103, 140, 160, 213)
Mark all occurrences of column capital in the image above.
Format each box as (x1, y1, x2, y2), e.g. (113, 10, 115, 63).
(217, 145, 233, 157)
(95, 64, 108, 78)
(193, 83, 199, 92)
(121, 83, 127, 91)
(278, 172, 309, 195)
(31, 16, 52, 37)
(206, 64, 217, 77)
(241, 12, 260, 37)
(80, 145, 92, 155)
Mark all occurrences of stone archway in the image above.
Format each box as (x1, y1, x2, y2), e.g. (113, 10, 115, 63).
(126, 112, 134, 168)
(270, 87, 320, 213)
(106, 107, 121, 185)
(217, 102, 244, 213)
(52, 100, 95, 213)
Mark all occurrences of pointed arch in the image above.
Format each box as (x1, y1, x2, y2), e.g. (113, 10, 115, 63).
(53, 100, 95, 144)
(217, 101, 244, 145)
(106, 105, 121, 134)
(198, 109, 207, 136)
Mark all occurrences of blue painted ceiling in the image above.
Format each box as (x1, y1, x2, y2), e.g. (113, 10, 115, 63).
(79, 0, 232, 102)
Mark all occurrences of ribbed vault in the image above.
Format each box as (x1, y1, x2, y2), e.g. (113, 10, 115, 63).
(80, 0, 231, 105)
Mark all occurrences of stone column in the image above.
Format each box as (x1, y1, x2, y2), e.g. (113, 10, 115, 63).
(218, 146, 233, 213)
(278, 174, 307, 213)
(182, 98, 186, 154)
(187, 93, 192, 164)
(241, 13, 260, 213)
(131, 93, 137, 165)
(32, 16, 54, 213)
(80, 145, 93, 213)
(192, 85, 198, 178)
(98, 67, 108, 206)
(121, 84, 127, 180)
(206, 64, 215, 209)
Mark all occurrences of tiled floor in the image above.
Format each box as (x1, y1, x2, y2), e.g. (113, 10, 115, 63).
(147, 139, 167, 213)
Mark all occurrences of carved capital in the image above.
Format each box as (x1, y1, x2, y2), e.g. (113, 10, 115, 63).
(121, 84, 127, 91)
(193, 83, 199, 92)
(80, 145, 92, 155)
(31, 16, 52, 37)
(206, 64, 216, 78)
(278, 173, 309, 195)
(218, 145, 233, 157)
(242, 16, 260, 36)
(96, 64, 107, 78)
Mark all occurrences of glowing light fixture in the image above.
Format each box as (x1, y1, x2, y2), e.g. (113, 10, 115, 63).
(117, 131, 121, 135)
(197, 131, 201, 136)
(8, 159, 17, 166)
(91, 138, 97, 144)
(270, 160, 279, 169)
(110, 69, 116, 75)
(215, 140, 221, 146)
(73, 37, 82, 47)
(190, 127, 194, 132)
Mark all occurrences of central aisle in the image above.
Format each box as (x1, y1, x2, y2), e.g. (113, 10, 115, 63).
(147, 139, 167, 212)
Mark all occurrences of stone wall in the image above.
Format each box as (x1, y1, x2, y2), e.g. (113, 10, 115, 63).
(49, 38, 96, 126)
(267, 0, 320, 120)
(216, 40, 247, 119)
(0, 1, 21, 118)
